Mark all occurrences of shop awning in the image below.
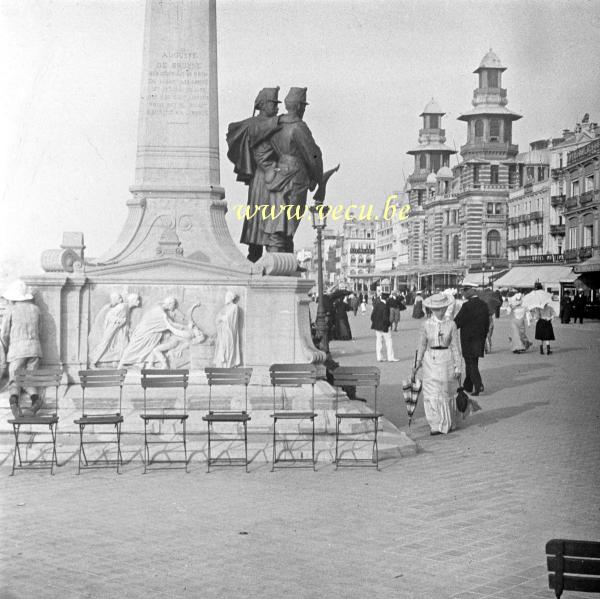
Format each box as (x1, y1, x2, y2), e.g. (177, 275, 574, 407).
(574, 255, 600, 274)
(461, 272, 495, 287)
(494, 265, 577, 289)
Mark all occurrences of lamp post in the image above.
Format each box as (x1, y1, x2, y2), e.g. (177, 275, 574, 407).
(310, 203, 332, 359)
(490, 265, 495, 290)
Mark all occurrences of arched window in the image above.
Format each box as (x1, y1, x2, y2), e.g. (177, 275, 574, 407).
(419, 154, 427, 169)
(474, 119, 484, 139)
(487, 230, 501, 258)
(490, 119, 500, 141)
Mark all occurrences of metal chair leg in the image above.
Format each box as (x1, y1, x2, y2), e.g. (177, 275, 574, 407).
(77, 424, 84, 475)
(182, 418, 188, 473)
(373, 417, 380, 471)
(10, 424, 19, 476)
(244, 421, 248, 473)
(271, 418, 276, 472)
(143, 420, 148, 474)
(312, 417, 316, 471)
(206, 422, 212, 473)
(116, 422, 123, 474)
(49, 423, 57, 475)
(335, 417, 340, 470)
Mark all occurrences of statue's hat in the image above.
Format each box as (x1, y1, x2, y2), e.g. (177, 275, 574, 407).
(285, 87, 309, 105)
(254, 86, 281, 110)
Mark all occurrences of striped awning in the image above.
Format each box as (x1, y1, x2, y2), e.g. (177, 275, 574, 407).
(494, 265, 577, 289)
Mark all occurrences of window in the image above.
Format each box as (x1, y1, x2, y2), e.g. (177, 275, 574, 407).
(495, 203, 502, 214)
(508, 164, 517, 186)
(473, 165, 480, 184)
(490, 164, 499, 184)
(504, 121, 512, 142)
(526, 167, 534, 182)
(419, 154, 427, 169)
(490, 119, 500, 141)
(584, 225, 593, 247)
(568, 227, 577, 249)
(572, 180, 580, 197)
(474, 120, 484, 139)
(487, 230, 501, 257)
(488, 70, 499, 87)
(428, 115, 440, 128)
(538, 166, 545, 181)
(586, 175, 594, 192)
(487, 203, 494, 215)
(431, 154, 441, 172)
(452, 235, 460, 260)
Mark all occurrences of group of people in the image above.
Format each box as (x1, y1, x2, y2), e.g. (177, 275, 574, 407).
(369, 282, 568, 437)
(559, 290, 587, 324)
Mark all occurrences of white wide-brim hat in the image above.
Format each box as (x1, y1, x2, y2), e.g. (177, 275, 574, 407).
(423, 293, 452, 309)
(2, 279, 33, 302)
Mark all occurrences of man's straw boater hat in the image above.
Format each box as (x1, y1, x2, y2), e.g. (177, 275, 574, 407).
(2, 279, 33, 302)
(285, 87, 309, 105)
(423, 293, 451, 309)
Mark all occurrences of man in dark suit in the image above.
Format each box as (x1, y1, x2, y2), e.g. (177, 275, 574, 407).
(370, 290, 398, 362)
(454, 288, 490, 395)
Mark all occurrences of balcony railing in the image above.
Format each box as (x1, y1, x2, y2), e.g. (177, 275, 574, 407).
(565, 196, 579, 209)
(507, 211, 543, 225)
(514, 254, 565, 265)
(507, 235, 544, 248)
(564, 249, 578, 262)
(580, 190, 595, 205)
(550, 194, 565, 207)
(579, 246, 593, 259)
(549, 224, 565, 235)
(485, 213, 506, 221)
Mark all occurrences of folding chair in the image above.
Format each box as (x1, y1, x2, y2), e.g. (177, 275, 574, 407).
(269, 363, 318, 471)
(74, 369, 127, 474)
(202, 368, 253, 472)
(8, 367, 63, 475)
(332, 366, 382, 470)
(140, 369, 189, 473)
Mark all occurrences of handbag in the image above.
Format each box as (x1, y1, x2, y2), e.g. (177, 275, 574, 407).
(456, 386, 469, 413)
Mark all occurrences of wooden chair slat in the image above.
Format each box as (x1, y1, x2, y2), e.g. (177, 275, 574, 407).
(549, 574, 600, 594)
(547, 556, 600, 576)
(547, 539, 600, 559)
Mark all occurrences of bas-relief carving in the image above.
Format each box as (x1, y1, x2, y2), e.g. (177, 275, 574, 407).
(87, 287, 245, 370)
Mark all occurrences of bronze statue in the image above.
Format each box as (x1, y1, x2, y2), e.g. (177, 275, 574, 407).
(263, 87, 323, 253)
(226, 87, 281, 262)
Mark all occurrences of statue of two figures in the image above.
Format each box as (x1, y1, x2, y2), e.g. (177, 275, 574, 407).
(88, 292, 242, 370)
(227, 86, 324, 262)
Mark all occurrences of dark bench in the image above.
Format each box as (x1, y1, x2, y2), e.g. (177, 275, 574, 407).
(546, 539, 600, 598)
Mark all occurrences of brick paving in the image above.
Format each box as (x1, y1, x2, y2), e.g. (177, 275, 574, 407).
(1, 310, 599, 598)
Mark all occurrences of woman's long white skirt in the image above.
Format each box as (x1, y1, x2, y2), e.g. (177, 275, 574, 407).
(422, 348, 456, 434)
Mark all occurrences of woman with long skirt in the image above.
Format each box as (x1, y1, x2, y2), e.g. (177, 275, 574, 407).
(412, 291, 425, 319)
(412, 293, 462, 435)
(505, 293, 532, 353)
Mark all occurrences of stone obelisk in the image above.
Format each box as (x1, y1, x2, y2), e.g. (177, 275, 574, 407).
(98, 0, 249, 270)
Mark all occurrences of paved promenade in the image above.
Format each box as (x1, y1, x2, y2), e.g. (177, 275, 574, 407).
(1, 309, 599, 598)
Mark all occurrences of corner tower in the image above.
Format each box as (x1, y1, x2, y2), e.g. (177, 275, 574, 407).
(458, 49, 521, 161)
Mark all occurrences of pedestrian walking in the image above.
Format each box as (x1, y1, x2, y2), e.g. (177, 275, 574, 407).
(332, 296, 352, 340)
(1, 280, 43, 418)
(412, 291, 424, 319)
(388, 291, 401, 331)
(533, 304, 555, 354)
(412, 293, 462, 435)
(350, 293, 359, 316)
(454, 288, 489, 396)
(572, 291, 586, 324)
(559, 291, 573, 324)
(370, 290, 398, 362)
(505, 293, 532, 353)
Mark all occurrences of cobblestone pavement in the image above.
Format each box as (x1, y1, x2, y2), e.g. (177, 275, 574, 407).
(1, 311, 599, 599)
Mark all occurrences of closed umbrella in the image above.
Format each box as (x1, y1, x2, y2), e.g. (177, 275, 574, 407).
(402, 351, 422, 426)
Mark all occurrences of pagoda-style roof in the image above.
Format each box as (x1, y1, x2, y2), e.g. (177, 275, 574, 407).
(420, 98, 445, 116)
(474, 49, 506, 73)
(406, 141, 456, 155)
(458, 105, 522, 121)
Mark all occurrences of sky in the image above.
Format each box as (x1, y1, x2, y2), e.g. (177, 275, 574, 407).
(1, 0, 599, 282)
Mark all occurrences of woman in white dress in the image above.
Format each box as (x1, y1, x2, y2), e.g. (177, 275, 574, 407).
(412, 293, 462, 435)
(505, 293, 532, 353)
